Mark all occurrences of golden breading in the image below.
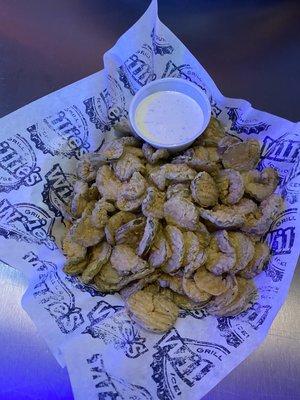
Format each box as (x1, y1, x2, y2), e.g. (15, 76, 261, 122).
(182, 276, 212, 304)
(115, 217, 146, 247)
(207, 277, 256, 317)
(63, 258, 89, 276)
(242, 194, 284, 235)
(158, 273, 184, 295)
(119, 270, 162, 300)
(242, 167, 279, 201)
(228, 231, 255, 273)
(162, 225, 185, 273)
(215, 169, 244, 205)
(113, 152, 145, 182)
(116, 194, 145, 212)
(126, 290, 179, 333)
(221, 139, 261, 171)
(105, 211, 136, 245)
(166, 183, 191, 200)
(119, 171, 147, 200)
(199, 206, 245, 229)
(96, 165, 122, 201)
(98, 139, 124, 161)
(190, 171, 219, 207)
(148, 230, 172, 268)
(62, 231, 87, 264)
(142, 186, 165, 219)
(137, 217, 160, 256)
(142, 143, 169, 164)
(91, 199, 115, 229)
(110, 244, 149, 276)
(81, 242, 112, 284)
(164, 196, 199, 230)
(194, 117, 225, 147)
(150, 163, 196, 191)
(205, 274, 239, 314)
(205, 230, 236, 275)
(217, 135, 241, 155)
(69, 212, 104, 247)
(239, 242, 270, 279)
(194, 267, 232, 296)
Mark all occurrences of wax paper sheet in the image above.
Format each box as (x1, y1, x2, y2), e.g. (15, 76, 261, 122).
(0, 1, 299, 399)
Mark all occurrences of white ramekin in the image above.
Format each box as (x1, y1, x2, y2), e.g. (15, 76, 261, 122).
(128, 77, 211, 152)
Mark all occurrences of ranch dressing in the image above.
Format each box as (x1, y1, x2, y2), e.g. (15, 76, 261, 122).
(134, 90, 204, 145)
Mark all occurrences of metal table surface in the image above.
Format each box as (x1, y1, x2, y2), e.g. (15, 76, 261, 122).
(0, 1, 299, 399)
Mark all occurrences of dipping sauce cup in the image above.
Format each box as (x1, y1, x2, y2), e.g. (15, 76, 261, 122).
(129, 78, 212, 152)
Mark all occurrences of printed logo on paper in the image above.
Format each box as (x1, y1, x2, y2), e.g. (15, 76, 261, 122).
(217, 301, 272, 348)
(226, 107, 270, 135)
(27, 106, 90, 159)
(83, 301, 148, 359)
(162, 60, 207, 93)
(66, 275, 104, 297)
(0, 134, 42, 193)
(210, 97, 222, 117)
(42, 163, 76, 217)
(151, 28, 174, 55)
(179, 308, 208, 320)
(84, 75, 128, 132)
(259, 132, 300, 204)
(87, 353, 153, 400)
(23, 251, 84, 333)
(117, 44, 156, 95)
(264, 207, 297, 282)
(151, 328, 229, 399)
(0, 199, 56, 250)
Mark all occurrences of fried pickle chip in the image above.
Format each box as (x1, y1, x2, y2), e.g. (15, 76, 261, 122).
(194, 117, 225, 147)
(91, 199, 115, 229)
(199, 206, 245, 229)
(142, 143, 169, 164)
(105, 211, 136, 245)
(242, 167, 279, 201)
(194, 267, 232, 296)
(96, 165, 122, 201)
(119, 270, 162, 300)
(228, 231, 255, 273)
(148, 230, 172, 268)
(205, 230, 236, 275)
(242, 194, 284, 235)
(172, 146, 220, 173)
(150, 163, 196, 190)
(158, 273, 184, 294)
(215, 169, 244, 205)
(162, 225, 185, 273)
(81, 242, 112, 284)
(137, 217, 160, 256)
(239, 242, 270, 279)
(205, 274, 239, 314)
(126, 290, 179, 333)
(76, 153, 106, 182)
(119, 172, 147, 200)
(217, 135, 241, 155)
(164, 196, 199, 230)
(221, 139, 261, 171)
(115, 217, 146, 246)
(69, 213, 104, 247)
(63, 258, 89, 276)
(182, 276, 212, 304)
(116, 194, 144, 212)
(62, 231, 87, 264)
(111, 244, 149, 276)
(191, 171, 219, 207)
(207, 277, 256, 317)
(113, 152, 145, 182)
(166, 183, 191, 200)
(142, 186, 165, 219)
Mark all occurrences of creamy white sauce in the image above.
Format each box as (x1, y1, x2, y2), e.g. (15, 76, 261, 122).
(134, 90, 204, 145)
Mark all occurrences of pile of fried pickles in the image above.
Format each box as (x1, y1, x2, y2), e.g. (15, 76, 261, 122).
(59, 117, 283, 333)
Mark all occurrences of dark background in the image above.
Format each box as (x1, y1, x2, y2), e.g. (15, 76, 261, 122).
(0, 0, 299, 121)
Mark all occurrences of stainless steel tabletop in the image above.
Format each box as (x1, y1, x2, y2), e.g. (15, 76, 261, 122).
(0, 1, 299, 399)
